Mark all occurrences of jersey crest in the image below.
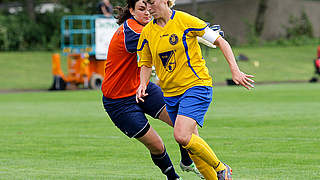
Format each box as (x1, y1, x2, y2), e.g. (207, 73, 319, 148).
(159, 50, 176, 72)
(169, 34, 178, 45)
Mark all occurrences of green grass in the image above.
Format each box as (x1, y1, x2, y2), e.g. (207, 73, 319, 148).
(0, 83, 319, 179)
(0, 51, 68, 90)
(0, 44, 317, 90)
(203, 44, 316, 83)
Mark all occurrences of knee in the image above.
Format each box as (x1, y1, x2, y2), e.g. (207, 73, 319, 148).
(174, 130, 190, 146)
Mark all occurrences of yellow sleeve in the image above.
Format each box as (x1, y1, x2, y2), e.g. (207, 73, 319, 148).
(181, 12, 208, 37)
(137, 30, 152, 68)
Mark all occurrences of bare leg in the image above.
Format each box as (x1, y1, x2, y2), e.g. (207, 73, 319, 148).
(137, 126, 165, 154)
(136, 126, 180, 179)
(158, 107, 173, 127)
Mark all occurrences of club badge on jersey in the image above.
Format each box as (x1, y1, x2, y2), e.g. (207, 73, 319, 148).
(159, 50, 176, 72)
(169, 34, 179, 45)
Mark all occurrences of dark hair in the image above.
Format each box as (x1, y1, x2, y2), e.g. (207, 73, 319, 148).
(115, 0, 139, 25)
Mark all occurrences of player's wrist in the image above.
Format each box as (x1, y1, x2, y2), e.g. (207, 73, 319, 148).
(139, 82, 147, 88)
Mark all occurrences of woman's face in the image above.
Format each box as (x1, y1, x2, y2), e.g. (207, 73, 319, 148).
(145, 0, 166, 19)
(130, 0, 151, 25)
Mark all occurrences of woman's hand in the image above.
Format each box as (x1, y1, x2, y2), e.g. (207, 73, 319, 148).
(232, 71, 255, 90)
(136, 84, 149, 103)
(214, 37, 255, 90)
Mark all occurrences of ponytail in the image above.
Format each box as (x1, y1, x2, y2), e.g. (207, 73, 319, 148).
(114, 5, 132, 25)
(115, 0, 139, 25)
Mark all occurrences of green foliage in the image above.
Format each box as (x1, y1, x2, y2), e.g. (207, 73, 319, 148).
(0, 24, 9, 50)
(244, 19, 262, 46)
(242, 11, 317, 47)
(59, 0, 100, 14)
(286, 11, 313, 39)
(0, 14, 23, 50)
(0, 9, 65, 51)
(278, 11, 314, 46)
(267, 36, 320, 47)
(0, 0, 126, 51)
(265, 11, 316, 47)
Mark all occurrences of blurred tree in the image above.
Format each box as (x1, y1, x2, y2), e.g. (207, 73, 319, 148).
(58, 0, 98, 14)
(25, 0, 35, 21)
(56, 0, 125, 14)
(255, 0, 268, 36)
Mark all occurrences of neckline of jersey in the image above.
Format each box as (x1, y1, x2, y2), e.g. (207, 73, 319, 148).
(152, 9, 176, 30)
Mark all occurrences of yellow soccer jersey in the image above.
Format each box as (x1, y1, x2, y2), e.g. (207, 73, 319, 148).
(138, 10, 218, 97)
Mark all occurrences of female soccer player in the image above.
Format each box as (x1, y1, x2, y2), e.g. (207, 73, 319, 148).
(136, 0, 254, 179)
(101, 0, 202, 179)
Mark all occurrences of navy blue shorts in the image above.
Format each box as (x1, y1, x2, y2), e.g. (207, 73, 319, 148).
(164, 86, 213, 127)
(102, 82, 166, 138)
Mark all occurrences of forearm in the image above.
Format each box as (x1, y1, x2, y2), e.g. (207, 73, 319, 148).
(215, 38, 240, 75)
(214, 38, 255, 89)
(140, 65, 152, 86)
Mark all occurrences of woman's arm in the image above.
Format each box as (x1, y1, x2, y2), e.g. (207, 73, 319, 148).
(136, 65, 152, 103)
(214, 37, 255, 90)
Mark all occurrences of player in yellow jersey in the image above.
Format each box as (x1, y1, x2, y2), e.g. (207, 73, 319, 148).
(136, 0, 254, 179)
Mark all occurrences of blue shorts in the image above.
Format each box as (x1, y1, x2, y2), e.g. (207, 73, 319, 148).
(164, 86, 213, 127)
(102, 82, 166, 138)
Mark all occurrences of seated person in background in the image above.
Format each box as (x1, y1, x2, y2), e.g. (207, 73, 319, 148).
(309, 46, 320, 82)
(98, 0, 113, 17)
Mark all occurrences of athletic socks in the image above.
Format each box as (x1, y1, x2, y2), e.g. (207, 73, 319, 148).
(150, 148, 180, 180)
(189, 153, 218, 180)
(183, 134, 226, 172)
(179, 144, 193, 166)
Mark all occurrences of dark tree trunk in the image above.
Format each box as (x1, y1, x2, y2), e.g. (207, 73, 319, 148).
(25, 0, 35, 21)
(255, 0, 268, 36)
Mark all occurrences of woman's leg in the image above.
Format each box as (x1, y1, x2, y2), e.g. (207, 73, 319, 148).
(159, 107, 204, 179)
(137, 126, 180, 180)
(136, 125, 164, 154)
(158, 107, 173, 126)
(142, 82, 202, 177)
(190, 153, 218, 180)
(164, 86, 232, 179)
(183, 125, 218, 180)
(174, 115, 226, 172)
(103, 95, 180, 179)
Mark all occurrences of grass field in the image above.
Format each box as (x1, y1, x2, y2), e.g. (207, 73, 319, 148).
(0, 44, 318, 90)
(0, 83, 319, 179)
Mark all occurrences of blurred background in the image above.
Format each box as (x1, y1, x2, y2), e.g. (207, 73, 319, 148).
(0, 0, 319, 51)
(0, 0, 320, 91)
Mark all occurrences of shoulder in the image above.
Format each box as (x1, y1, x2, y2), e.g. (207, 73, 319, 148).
(174, 10, 189, 17)
(125, 18, 144, 34)
(175, 10, 207, 30)
(176, 10, 203, 22)
(173, 10, 194, 20)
